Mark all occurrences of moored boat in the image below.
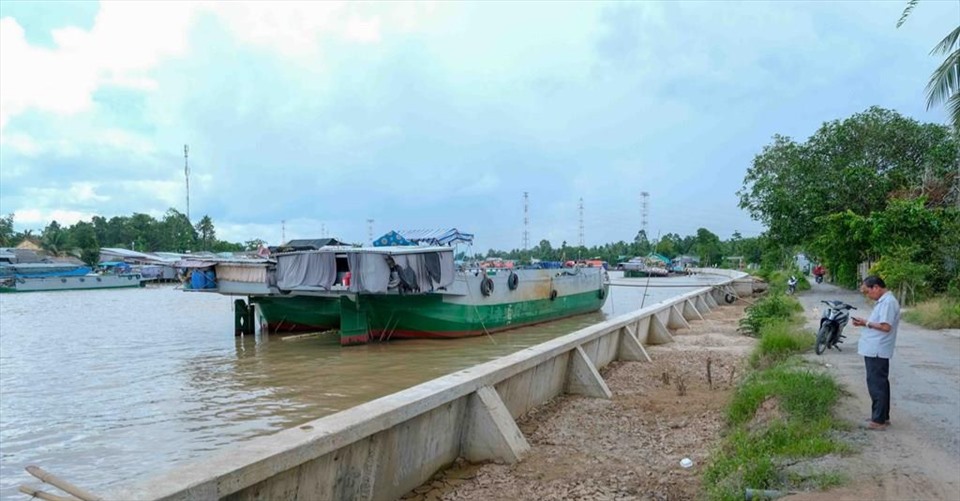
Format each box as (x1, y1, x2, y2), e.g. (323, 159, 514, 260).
(0, 263, 145, 293)
(201, 242, 610, 345)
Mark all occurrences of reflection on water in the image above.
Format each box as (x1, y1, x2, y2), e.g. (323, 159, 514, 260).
(0, 273, 721, 498)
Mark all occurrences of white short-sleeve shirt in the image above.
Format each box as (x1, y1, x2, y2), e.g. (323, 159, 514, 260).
(857, 291, 901, 359)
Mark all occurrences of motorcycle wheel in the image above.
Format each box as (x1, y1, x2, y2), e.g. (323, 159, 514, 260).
(815, 325, 830, 355)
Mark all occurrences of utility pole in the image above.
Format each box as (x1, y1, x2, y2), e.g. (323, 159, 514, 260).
(640, 191, 650, 236)
(578, 197, 584, 248)
(184, 145, 190, 223)
(522, 192, 529, 250)
(367, 219, 374, 245)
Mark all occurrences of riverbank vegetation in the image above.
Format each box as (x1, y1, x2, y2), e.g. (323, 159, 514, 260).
(738, 106, 959, 323)
(705, 291, 850, 500)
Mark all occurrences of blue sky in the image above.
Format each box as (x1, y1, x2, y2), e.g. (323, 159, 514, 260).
(0, 1, 954, 252)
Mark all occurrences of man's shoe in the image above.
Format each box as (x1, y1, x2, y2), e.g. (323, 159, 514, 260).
(860, 420, 888, 430)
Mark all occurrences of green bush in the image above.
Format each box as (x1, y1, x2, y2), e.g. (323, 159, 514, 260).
(739, 294, 803, 337)
(727, 365, 841, 425)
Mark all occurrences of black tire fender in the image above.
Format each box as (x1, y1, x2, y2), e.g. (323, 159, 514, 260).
(549, 289, 558, 301)
(480, 276, 494, 297)
(598, 288, 606, 299)
(724, 293, 736, 304)
(507, 272, 519, 291)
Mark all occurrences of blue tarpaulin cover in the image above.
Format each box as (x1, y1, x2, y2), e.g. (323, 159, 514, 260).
(373, 231, 414, 247)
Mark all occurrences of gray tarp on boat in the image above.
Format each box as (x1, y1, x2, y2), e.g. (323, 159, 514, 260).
(275, 247, 455, 293)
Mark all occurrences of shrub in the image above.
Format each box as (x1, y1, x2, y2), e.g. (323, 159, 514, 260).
(739, 294, 803, 337)
(750, 320, 814, 367)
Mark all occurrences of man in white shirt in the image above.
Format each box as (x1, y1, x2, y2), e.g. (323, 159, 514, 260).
(851, 275, 901, 430)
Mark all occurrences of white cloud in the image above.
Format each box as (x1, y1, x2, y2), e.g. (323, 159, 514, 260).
(0, 2, 196, 132)
(14, 208, 98, 227)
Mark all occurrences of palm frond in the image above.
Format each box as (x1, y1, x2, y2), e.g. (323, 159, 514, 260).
(896, 0, 920, 28)
(947, 92, 960, 131)
(930, 25, 960, 56)
(926, 48, 960, 111)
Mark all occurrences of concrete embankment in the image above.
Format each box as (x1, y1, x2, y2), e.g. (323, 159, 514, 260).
(107, 269, 750, 501)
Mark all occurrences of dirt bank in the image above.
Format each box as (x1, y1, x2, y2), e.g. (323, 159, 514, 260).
(403, 302, 755, 500)
(403, 283, 960, 501)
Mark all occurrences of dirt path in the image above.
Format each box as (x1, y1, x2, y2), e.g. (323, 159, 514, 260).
(403, 302, 755, 500)
(785, 282, 960, 501)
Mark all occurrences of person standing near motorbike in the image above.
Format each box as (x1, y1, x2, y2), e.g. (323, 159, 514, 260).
(851, 275, 901, 430)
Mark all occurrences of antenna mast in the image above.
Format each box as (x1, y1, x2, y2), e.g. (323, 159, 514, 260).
(281, 220, 286, 244)
(522, 192, 529, 250)
(366, 219, 374, 245)
(184, 145, 190, 223)
(578, 197, 584, 247)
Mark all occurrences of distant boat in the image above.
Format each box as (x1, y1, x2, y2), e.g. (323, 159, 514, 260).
(0, 263, 145, 293)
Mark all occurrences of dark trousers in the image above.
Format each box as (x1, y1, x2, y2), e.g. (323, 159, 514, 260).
(864, 356, 891, 423)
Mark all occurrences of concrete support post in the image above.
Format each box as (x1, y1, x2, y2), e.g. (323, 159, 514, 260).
(633, 317, 652, 344)
(462, 386, 531, 463)
(682, 299, 704, 321)
(695, 294, 711, 313)
(705, 292, 719, 309)
(617, 329, 651, 362)
(565, 346, 612, 398)
(667, 305, 690, 330)
(647, 315, 674, 345)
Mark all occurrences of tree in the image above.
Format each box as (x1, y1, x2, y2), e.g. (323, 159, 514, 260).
(69, 221, 100, 266)
(898, 1, 960, 129)
(0, 213, 13, 247)
(161, 209, 197, 252)
(739, 108, 957, 247)
(196, 215, 216, 251)
(41, 221, 67, 256)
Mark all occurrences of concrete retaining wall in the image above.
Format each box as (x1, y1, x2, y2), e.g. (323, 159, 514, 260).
(109, 270, 746, 501)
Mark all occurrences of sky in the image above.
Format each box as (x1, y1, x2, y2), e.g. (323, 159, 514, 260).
(0, 1, 955, 253)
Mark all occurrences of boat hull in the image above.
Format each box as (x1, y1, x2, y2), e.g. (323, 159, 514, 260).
(339, 267, 609, 345)
(0, 274, 145, 293)
(252, 295, 341, 333)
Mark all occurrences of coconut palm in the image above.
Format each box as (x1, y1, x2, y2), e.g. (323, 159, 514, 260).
(898, 1, 960, 129)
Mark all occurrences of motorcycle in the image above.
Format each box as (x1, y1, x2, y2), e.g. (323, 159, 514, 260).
(816, 300, 856, 355)
(787, 276, 798, 295)
(815, 274, 823, 284)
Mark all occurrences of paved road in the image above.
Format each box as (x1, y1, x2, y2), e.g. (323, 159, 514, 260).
(796, 280, 960, 461)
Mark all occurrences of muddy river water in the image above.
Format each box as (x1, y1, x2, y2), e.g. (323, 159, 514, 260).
(0, 272, 724, 498)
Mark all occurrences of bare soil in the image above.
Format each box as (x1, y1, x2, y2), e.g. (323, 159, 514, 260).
(402, 303, 756, 501)
(403, 285, 960, 501)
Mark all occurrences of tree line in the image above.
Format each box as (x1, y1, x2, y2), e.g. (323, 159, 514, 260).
(0, 209, 258, 266)
(738, 106, 958, 301)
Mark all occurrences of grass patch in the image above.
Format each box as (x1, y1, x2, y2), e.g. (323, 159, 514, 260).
(727, 365, 841, 425)
(706, 272, 850, 500)
(903, 297, 960, 329)
(738, 294, 803, 337)
(750, 320, 815, 368)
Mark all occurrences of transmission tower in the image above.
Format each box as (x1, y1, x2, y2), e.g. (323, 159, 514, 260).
(281, 220, 286, 244)
(578, 197, 584, 247)
(366, 219, 374, 245)
(640, 191, 650, 236)
(321, 223, 326, 237)
(522, 192, 530, 250)
(184, 144, 190, 223)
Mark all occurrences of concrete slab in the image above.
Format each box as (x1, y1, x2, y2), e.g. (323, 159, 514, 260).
(565, 346, 613, 398)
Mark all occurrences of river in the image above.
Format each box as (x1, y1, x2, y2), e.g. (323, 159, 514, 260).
(0, 272, 723, 499)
